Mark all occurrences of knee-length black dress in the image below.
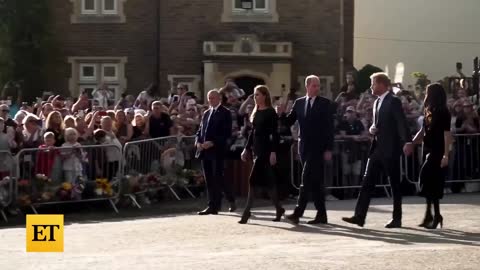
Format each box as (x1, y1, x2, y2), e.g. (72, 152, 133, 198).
(245, 107, 279, 187)
(419, 108, 451, 199)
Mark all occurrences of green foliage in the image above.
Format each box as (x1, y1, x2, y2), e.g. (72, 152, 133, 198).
(411, 72, 431, 92)
(0, 0, 53, 100)
(357, 64, 384, 93)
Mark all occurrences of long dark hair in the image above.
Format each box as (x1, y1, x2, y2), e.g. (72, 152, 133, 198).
(250, 85, 272, 123)
(424, 83, 447, 126)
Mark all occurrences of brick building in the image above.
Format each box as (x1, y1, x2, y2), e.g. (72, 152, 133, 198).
(48, 0, 354, 100)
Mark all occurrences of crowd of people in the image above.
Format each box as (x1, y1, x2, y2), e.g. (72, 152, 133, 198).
(0, 72, 479, 200)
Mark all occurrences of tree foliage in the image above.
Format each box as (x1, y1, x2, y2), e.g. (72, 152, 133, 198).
(0, 0, 52, 100)
(411, 72, 431, 92)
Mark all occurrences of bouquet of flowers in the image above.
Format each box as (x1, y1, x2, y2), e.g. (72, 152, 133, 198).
(33, 174, 54, 202)
(57, 182, 73, 201)
(176, 169, 205, 186)
(95, 178, 113, 197)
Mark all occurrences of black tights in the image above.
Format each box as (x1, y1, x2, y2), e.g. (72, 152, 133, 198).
(425, 198, 441, 217)
(242, 185, 282, 214)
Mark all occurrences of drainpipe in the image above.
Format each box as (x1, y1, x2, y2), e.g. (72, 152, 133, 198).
(339, 0, 345, 95)
(155, 0, 161, 92)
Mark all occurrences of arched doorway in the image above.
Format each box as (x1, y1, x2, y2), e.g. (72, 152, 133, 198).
(234, 76, 265, 96)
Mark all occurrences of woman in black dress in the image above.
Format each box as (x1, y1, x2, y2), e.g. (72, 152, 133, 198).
(238, 85, 285, 224)
(412, 83, 452, 229)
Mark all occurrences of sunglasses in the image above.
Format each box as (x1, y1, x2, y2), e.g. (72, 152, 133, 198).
(1, 110, 9, 113)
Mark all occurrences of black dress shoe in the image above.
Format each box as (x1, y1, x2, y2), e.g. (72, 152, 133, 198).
(286, 213, 300, 225)
(198, 208, 218, 215)
(229, 202, 237, 213)
(272, 208, 285, 222)
(307, 217, 328, 225)
(342, 216, 365, 227)
(384, 219, 402, 228)
(238, 211, 251, 224)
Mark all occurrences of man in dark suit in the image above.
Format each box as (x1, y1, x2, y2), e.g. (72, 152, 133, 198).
(278, 75, 335, 224)
(195, 89, 235, 215)
(343, 73, 413, 228)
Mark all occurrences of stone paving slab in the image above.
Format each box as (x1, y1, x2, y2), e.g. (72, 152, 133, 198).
(0, 194, 479, 270)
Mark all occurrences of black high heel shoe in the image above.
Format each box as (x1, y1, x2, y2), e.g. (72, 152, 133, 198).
(426, 215, 443, 229)
(238, 211, 251, 224)
(418, 214, 433, 227)
(272, 208, 285, 222)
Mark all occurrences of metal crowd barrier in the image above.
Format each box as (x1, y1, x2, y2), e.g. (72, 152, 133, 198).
(290, 138, 392, 198)
(0, 150, 16, 222)
(449, 134, 480, 185)
(15, 144, 122, 214)
(122, 136, 185, 208)
(402, 133, 480, 189)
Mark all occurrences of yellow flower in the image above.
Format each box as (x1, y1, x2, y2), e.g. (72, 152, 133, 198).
(62, 182, 72, 191)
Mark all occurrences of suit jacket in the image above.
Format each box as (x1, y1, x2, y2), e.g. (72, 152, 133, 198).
(282, 96, 335, 162)
(370, 92, 411, 159)
(195, 105, 232, 160)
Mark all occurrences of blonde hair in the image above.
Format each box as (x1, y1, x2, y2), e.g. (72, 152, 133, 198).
(250, 85, 273, 123)
(64, 127, 78, 138)
(45, 111, 65, 130)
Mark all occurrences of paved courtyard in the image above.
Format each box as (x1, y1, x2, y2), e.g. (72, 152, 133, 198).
(0, 194, 479, 270)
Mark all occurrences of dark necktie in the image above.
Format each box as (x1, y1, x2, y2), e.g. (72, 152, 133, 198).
(306, 98, 312, 117)
(204, 109, 215, 139)
(374, 98, 380, 125)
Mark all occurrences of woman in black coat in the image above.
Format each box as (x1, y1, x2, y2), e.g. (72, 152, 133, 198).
(238, 85, 284, 224)
(412, 83, 453, 229)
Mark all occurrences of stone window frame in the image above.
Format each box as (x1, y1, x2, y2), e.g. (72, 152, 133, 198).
(68, 56, 128, 100)
(222, 0, 279, 23)
(70, 0, 127, 24)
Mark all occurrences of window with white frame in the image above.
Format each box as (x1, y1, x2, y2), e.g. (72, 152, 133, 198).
(102, 0, 118, 15)
(69, 57, 127, 100)
(80, 0, 118, 15)
(79, 64, 97, 81)
(222, 0, 278, 23)
(233, 0, 268, 12)
(73, 0, 126, 23)
(101, 64, 118, 81)
(81, 0, 97, 14)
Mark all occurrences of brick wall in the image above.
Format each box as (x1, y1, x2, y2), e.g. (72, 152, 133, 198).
(47, 0, 157, 96)
(47, 0, 353, 97)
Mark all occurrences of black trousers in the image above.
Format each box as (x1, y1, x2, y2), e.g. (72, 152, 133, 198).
(202, 159, 235, 211)
(293, 155, 327, 218)
(354, 156, 402, 221)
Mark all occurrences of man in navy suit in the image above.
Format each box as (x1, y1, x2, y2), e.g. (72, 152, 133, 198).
(343, 73, 412, 228)
(196, 89, 235, 215)
(278, 75, 335, 224)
